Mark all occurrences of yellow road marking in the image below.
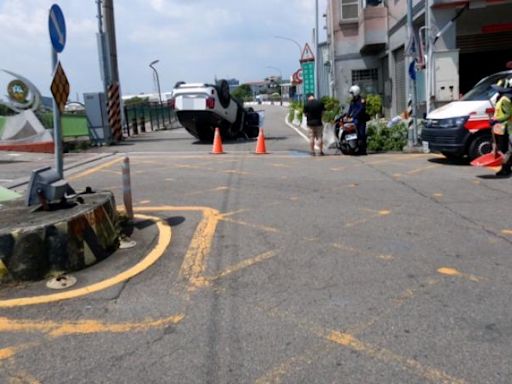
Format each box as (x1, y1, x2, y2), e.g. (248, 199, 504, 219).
(176, 207, 220, 290)
(220, 217, 280, 233)
(502, 229, 512, 236)
(345, 209, 391, 228)
(0, 214, 171, 308)
(433, 193, 443, 198)
(253, 343, 333, 384)
(0, 314, 184, 337)
(406, 164, 440, 175)
(67, 157, 123, 181)
(7, 369, 41, 384)
(139, 200, 151, 204)
(208, 250, 276, 281)
(183, 186, 231, 197)
(437, 267, 482, 282)
(271, 163, 290, 168)
(0, 343, 38, 362)
(223, 170, 250, 175)
(327, 331, 466, 384)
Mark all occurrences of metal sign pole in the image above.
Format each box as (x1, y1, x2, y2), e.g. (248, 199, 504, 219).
(51, 45, 63, 178)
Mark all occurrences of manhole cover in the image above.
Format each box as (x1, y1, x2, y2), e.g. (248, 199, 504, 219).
(46, 275, 77, 290)
(119, 238, 137, 249)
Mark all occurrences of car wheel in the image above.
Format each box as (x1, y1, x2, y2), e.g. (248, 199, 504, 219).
(217, 79, 231, 109)
(468, 133, 492, 161)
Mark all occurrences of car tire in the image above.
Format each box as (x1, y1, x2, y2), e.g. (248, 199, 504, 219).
(468, 133, 492, 161)
(217, 79, 231, 109)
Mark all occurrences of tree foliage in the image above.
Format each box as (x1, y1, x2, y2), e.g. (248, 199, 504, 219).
(231, 84, 252, 102)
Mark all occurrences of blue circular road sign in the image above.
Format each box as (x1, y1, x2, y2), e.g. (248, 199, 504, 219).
(48, 4, 66, 53)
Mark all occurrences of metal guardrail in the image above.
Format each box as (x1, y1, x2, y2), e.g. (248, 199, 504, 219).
(123, 101, 178, 136)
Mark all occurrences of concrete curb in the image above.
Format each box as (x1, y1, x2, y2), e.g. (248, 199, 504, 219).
(0, 192, 119, 281)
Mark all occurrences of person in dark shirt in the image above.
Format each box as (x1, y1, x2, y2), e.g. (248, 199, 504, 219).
(303, 94, 325, 156)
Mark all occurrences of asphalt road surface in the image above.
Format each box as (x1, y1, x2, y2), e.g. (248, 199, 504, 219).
(1, 105, 512, 384)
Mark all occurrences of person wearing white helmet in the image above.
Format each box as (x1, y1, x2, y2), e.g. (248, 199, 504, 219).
(491, 78, 512, 177)
(345, 85, 369, 155)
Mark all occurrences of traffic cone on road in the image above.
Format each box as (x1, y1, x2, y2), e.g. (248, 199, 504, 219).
(211, 127, 224, 154)
(255, 128, 268, 154)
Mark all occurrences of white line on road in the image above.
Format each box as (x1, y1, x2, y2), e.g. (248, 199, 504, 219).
(284, 115, 309, 142)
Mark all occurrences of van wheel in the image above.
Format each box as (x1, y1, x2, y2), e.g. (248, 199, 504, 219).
(468, 133, 492, 161)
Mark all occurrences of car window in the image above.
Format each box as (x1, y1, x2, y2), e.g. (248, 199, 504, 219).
(462, 73, 512, 101)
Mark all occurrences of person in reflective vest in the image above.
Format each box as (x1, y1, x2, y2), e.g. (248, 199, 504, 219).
(491, 79, 512, 177)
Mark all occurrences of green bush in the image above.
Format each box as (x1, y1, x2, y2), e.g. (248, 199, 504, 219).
(288, 102, 303, 123)
(367, 120, 407, 152)
(365, 94, 382, 118)
(320, 96, 341, 123)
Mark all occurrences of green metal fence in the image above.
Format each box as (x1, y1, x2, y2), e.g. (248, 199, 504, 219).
(124, 102, 176, 135)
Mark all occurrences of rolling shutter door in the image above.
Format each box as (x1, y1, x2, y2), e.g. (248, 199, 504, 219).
(457, 32, 512, 54)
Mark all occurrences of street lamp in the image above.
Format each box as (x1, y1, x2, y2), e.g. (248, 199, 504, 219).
(274, 35, 302, 59)
(149, 59, 162, 105)
(265, 66, 282, 79)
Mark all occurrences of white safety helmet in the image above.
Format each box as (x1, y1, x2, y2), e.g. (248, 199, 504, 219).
(349, 85, 361, 97)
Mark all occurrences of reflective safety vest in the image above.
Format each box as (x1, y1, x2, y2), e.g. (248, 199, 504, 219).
(494, 94, 512, 130)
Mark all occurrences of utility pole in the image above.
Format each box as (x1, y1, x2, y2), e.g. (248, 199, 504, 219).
(406, 0, 419, 146)
(314, 0, 319, 99)
(102, 0, 120, 84)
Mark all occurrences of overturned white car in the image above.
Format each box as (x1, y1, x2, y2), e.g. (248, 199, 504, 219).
(168, 79, 261, 142)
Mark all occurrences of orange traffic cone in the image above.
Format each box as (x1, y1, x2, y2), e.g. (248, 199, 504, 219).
(211, 127, 224, 154)
(255, 128, 268, 154)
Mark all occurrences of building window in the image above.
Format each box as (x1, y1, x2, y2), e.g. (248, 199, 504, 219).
(352, 68, 379, 94)
(341, 0, 359, 20)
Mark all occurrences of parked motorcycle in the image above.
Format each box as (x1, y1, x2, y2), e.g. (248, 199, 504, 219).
(334, 117, 360, 155)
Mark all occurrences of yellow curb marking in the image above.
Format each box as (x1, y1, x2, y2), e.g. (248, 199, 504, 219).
(208, 250, 276, 282)
(0, 214, 171, 308)
(0, 314, 184, 338)
(437, 267, 482, 282)
(67, 157, 123, 181)
(327, 331, 466, 384)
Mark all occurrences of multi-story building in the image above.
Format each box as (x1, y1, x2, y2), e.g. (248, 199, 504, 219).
(325, 0, 512, 116)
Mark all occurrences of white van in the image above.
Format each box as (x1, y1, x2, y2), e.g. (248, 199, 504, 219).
(421, 70, 512, 160)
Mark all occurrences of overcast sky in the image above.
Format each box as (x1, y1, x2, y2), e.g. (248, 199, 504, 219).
(0, 0, 327, 100)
